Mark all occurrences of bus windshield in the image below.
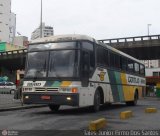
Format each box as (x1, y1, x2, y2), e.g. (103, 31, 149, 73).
(26, 52, 48, 78)
(48, 50, 79, 77)
(25, 45, 80, 78)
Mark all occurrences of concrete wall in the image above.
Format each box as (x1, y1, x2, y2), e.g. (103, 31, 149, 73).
(145, 68, 160, 76)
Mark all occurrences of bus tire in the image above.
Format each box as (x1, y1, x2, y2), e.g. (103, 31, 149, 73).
(48, 104, 60, 111)
(92, 89, 101, 112)
(126, 92, 138, 106)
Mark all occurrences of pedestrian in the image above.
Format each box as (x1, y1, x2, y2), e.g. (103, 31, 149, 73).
(14, 78, 23, 105)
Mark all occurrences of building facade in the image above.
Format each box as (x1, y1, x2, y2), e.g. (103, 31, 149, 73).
(0, 0, 16, 43)
(31, 23, 54, 40)
(0, 42, 25, 52)
(10, 12, 16, 43)
(142, 60, 160, 68)
(145, 68, 160, 77)
(13, 36, 29, 47)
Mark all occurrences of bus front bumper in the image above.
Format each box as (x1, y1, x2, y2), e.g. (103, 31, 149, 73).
(23, 92, 79, 106)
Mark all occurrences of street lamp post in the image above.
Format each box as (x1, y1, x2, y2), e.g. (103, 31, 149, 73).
(40, 0, 43, 38)
(147, 24, 152, 36)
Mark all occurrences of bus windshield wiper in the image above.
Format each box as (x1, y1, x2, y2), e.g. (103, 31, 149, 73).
(33, 60, 47, 81)
(49, 57, 59, 77)
(33, 70, 41, 82)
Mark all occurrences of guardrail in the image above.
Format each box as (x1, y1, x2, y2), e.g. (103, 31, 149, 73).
(98, 34, 160, 45)
(0, 49, 27, 56)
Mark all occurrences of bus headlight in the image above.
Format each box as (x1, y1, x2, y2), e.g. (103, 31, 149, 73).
(59, 87, 78, 93)
(67, 97, 72, 101)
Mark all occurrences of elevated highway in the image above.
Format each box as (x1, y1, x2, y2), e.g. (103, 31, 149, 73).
(99, 34, 160, 60)
(0, 49, 27, 70)
(1, 34, 160, 71)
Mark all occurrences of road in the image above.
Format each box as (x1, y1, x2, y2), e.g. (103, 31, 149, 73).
(0, 97, 159, 136)
(0, 94, 22, 109)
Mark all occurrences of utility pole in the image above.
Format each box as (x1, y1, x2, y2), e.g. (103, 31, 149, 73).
(147, 24, 152, 36)
(40, 0, 43, 38)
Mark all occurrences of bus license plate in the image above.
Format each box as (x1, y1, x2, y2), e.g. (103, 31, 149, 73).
(41, 95, 51, 100)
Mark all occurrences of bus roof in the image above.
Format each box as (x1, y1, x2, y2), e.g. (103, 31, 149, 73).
(30, 34, 95, 44)
(30, 34, 143, 65)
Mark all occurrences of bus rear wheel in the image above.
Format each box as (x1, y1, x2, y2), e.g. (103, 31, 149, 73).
(48, 104, 60, 111)
(126, 93, 138, 106)
(92, 90, 101, 112)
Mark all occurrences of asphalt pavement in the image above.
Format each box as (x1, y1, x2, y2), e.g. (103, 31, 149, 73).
(0, 94, 160, 136)
(0, 93, 46, 111)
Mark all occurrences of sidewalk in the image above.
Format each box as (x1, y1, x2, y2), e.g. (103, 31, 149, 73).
(0, 94, 46, 112)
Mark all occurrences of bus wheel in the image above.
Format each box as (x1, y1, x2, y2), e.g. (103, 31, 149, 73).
(126, 93, 138, 106)
(48, 104, 60, 111)
(92, 90, 101, 112)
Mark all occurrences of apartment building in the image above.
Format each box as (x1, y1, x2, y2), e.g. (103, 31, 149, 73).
(0, 0, 16, 43)
(31, 23, 54, 40)
(142, 60, 160, 68)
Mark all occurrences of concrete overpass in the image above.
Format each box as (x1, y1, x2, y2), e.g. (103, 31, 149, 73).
(99, 34, 160, 60)
(1, 34, 160, 70)
(0, 49, 27, 70)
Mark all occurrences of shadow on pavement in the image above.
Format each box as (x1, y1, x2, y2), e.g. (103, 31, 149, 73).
(33, 103, 127, 116)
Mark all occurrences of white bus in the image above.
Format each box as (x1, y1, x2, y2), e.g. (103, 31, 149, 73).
(22, 34, 145, 112)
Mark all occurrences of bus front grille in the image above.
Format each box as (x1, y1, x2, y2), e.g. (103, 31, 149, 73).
(47, 88, 59, 91)
(35, 87, 58, 92)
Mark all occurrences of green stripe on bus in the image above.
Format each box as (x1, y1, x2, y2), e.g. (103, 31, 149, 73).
(44, 81, 54, 87)
(114, 71, 124, 101)
(51, 81, 61, 87)
(108, 70, 120, 102)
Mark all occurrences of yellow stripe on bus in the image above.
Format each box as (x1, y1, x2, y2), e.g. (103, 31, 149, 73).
(138, 86, 143, 98)
(61, 81, 72, 87)
(120, 73, 133, 101)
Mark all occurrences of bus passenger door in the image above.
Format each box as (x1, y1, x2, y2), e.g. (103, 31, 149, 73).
(79, 50, 93, 106)
(81, 50, 90, 87)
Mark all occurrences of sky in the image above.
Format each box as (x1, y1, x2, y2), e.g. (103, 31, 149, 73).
(11, 0, 160, 40)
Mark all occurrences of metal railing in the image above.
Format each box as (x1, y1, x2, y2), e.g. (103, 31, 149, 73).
(1, 34, 160, 55)
(0, 49, 27, 56)
(98, 34, 160, 46)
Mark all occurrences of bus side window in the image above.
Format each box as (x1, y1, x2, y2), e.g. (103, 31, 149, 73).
(121, 57, 127, 71)
(109, 52, 115, 68)
(82, 42, 95, 75)
(140, 64, 145, 76)
(127, 59, 134, 72)
(134, 63, 140, 74)
(115, 54, 120, 69)
(82, 51, 90, 74)
(97, 46, 109, 67)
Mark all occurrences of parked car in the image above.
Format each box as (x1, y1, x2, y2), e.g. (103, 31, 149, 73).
(0, 82, 16, 94)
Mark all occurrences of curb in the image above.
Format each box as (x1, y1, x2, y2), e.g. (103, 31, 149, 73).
(0, 104, 47, 112)
(120, 110, 133, 119)
(89, 118, 107, 131)
(145, 107, 157, 113)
